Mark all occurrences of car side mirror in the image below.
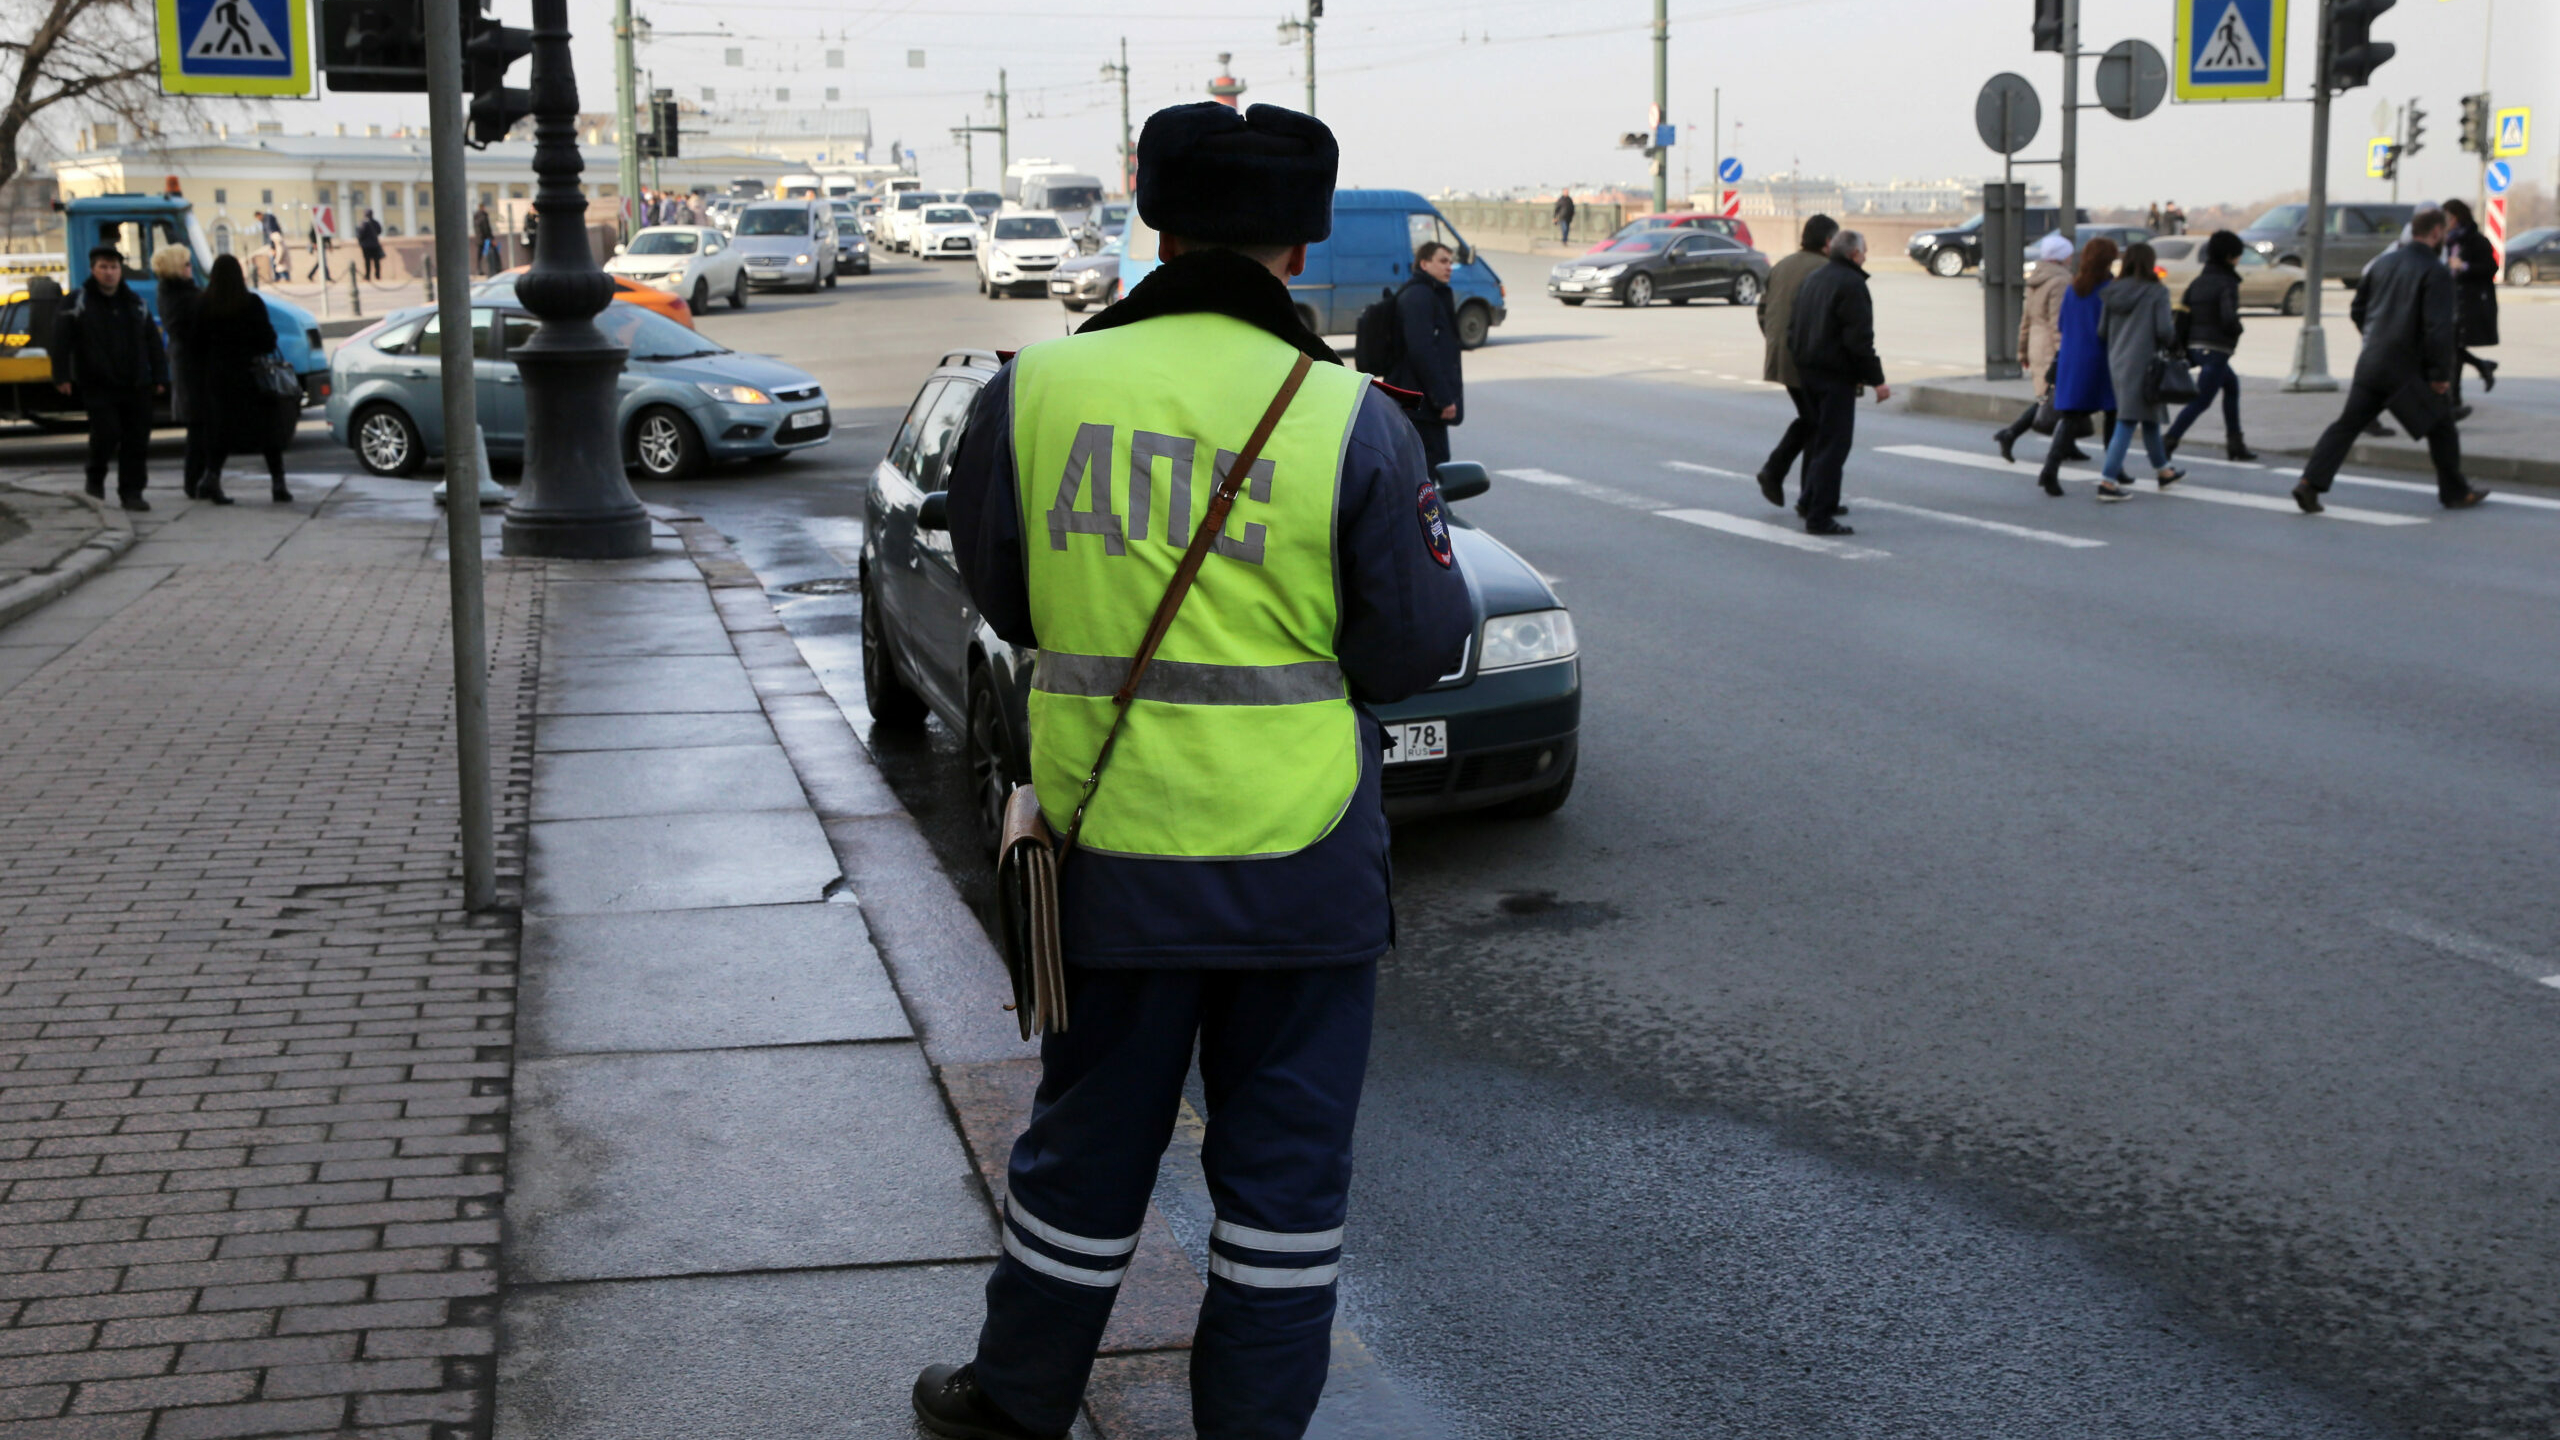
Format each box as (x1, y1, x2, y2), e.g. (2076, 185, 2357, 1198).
(917, 491, 951, 531)
(1433, 461, 1491, 503)
(1456, 243, 1475, 266)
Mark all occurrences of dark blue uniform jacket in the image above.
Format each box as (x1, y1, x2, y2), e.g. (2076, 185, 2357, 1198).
(946, 249, 1474, 969)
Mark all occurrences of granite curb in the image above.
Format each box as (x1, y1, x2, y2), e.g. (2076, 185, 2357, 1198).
(1902, 377, 2560, 491)
(0, 483, 135, 629)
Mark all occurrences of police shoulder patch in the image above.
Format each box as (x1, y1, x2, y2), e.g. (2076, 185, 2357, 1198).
(1416, 479, 1454, 568)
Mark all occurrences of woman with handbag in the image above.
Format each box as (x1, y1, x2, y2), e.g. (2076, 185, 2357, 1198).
(2034, 236, 2122, 499)
(2163, 230, 2257, 461)
(2441, 198, 2498, 415)
(189, 255, 295, 504)
(1995, 233, 2086, 463)
(2093, 241, 2185, 502)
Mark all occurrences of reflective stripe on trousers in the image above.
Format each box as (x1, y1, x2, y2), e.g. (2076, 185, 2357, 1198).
(1001, 1200, 1138, 1289)
(1033, 650, 1346, 707)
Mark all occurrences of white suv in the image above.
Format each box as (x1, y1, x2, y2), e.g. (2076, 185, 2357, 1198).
(914, 204, 983, 261)
(977, 212, 1077, 298)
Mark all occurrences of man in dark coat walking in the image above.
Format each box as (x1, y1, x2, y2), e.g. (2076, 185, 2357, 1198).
(355, 210, 386, 281)
(1552, 190, 1575, 245)
(1390, 241, 1464, 468)
(1785, 229, 1890, 535)
(50, 246, 168, 511)
(472, 202, 496, 275)
(2293, 208, 2487, 513)
(1754, 212, 1839, 511)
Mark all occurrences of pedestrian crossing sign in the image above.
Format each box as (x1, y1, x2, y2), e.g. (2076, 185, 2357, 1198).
(2174, 0, 2287, 103)
(2492, 108, 2529, 159)
(2366, 138, 2395, 178)
(156, 0, 312, 97)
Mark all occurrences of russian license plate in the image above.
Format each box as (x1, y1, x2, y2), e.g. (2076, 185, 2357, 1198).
(786, 408, 827, 430)
(1382, 719, 1448, 765)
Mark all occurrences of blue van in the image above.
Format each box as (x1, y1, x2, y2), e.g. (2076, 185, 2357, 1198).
(1120, 188, 1506, 349)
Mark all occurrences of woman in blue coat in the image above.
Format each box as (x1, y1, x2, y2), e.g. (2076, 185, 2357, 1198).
(2035, 237, 2118, 498)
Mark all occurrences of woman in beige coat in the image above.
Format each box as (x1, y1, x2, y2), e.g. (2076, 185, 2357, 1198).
(1995, 233, 2086, 462)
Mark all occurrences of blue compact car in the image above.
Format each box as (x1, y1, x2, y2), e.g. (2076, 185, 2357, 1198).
(325, 281, 831, 480)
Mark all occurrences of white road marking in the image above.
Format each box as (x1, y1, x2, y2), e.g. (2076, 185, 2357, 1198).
(1658, 508, 1891, 559)
(1875, 446, 2429, 527)
(2373, 911, 2560, 990)
(1497, 467, 1672, 514)
(1667, 461, 2104, 548)
(1851, 498, 2109, 548)
(2178, 456, 2560, 512)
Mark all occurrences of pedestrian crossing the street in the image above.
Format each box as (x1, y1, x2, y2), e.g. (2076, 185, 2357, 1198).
(1664, 461, 2106, 549)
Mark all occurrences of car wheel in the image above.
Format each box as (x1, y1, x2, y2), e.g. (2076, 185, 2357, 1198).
(1622, 274, 1654, 308)
(1729, 271, 1762, 306)
(2281, 282, 2306, 316)
(1454, 302, 1492, 349)
(2510, 260, 2537, 286)
(729, 272, 746, 309)
(1491, 755, 1575, 819)
(1559, 297, 1586, 306)
(1930, 248, 1967, 278)
(975, 269, 986, 293)
(627, 405, 703, 481)
(1296, 303, 1323, 336)
(824, 267, 838, 290)
(964, 664, 1019, 857)
(1063, 300, 1087, 313)
(691, 278, 710, 314)
(859, 566, 929, 729)
(352, 404, 424, 477)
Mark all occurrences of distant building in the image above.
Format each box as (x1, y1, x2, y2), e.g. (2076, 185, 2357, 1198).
(1736, 173, 2046, 222)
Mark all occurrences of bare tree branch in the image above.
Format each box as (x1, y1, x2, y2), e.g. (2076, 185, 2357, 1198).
(0, 0, 171, 192)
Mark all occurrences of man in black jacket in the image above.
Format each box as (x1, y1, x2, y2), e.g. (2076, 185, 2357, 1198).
(1390, 241, 1464, 467)
(50, 246, 168, 511)
(1785, 229, 1890, 535)
(2293, 208, 2487, 512)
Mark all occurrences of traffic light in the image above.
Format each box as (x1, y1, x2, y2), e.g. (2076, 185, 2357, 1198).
(2378, 145, 2399, 182)
(2459, 92, 2490, 156)
(2031, 0, 2065, 54)
(2403, 100, 2425, 157)
(464, 2, 535, 148)
(2324, 0, 2396, 92)
(656, 99, 681, 159)
(320, 0, 427, 92)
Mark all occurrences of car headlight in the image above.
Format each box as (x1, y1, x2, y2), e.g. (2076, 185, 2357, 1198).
(2254, 240, 2276, 253)
(1595, 264, 1627, 279)
(1477, 609, 1577, 671)
(695, 382, 774, 405)
(794, 253, 811, 264)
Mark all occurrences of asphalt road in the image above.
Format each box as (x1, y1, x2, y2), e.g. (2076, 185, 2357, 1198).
(84, 246, 2547, 1438)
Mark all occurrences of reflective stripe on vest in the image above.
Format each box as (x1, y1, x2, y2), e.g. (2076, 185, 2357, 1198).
(1012, 312, 1366, 860)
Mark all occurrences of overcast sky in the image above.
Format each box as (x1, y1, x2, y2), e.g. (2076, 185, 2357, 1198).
(289, 0, 2555, 209)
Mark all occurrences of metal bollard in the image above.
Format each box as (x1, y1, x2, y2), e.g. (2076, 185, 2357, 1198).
(349, 265, 362, 318)
(423, 253, 436, 305)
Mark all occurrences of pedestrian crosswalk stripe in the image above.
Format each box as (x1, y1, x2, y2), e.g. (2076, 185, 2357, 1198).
(2373, 911, 2560, 990)
(1875, 446, 2429, 527)
(2249, 463, 2560, 512)
(1496, 467, 1672, 514)
(1657, 508, 1890, 560)
(1665, 461, 2106, 548)
(1851, 498, 2108, 548)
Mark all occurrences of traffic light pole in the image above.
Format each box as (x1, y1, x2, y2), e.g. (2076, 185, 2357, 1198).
(424, 0, 495, 912)
(614, 0, 639, 239)
(1651, 0, 1669, 214)
(2058, 0, 2078, 241)
(501, 0, 652, 559)
(2286, 1, 2340, 393)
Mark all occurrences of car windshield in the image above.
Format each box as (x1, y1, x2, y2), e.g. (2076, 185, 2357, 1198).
(598, 305, 731, 361)
(1608, 220, 1669, 241)
(994, 216, 1064, 240)
(963, 192, 1002, 210)
(1602, 237, 1666, 255)
(2512, 227, 2557, 249)
(895, 193, 932, 211)
(627, 231, 698, 255)
(736, 209, 810, 236)
(925, 207, 974, 224)
(1040, 185, 1104, 211)
(1101, 205, 1129, 222)
(2250, 205, 2308, 233)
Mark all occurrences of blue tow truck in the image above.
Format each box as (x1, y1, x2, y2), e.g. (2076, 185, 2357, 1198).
(0, 194, 332, 427)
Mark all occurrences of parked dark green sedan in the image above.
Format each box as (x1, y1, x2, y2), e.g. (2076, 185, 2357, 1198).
(858, 351, 1579, 850)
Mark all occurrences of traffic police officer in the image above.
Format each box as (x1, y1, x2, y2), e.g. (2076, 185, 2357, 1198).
(915, 102, 1474, 1439)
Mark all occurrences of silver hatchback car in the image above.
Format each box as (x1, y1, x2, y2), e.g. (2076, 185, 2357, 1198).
(730, 199, 840, 292)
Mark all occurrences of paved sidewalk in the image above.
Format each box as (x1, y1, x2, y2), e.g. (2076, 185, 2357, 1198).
(0, 483, 133, 631)
(0, 469, 539, 1435)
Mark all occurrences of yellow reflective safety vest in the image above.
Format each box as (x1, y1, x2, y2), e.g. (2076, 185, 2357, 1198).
(1013, 312, 1369, 859)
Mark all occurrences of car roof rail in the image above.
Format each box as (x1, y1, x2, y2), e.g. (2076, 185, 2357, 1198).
(939, 348, 1003, 371)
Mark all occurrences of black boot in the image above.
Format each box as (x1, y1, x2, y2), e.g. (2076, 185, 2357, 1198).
(1993, 426, 2019, 464)
(912, 1364, 1058, 1440)
(2226, 434, 2258, 462)
(84, 475, 105, 500)
(204, 478, 234, 506)
(271, 481, 293, 503)
(2479, 358, 2497, 392)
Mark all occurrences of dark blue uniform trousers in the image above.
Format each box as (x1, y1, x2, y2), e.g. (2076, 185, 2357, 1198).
(973, 961, 1377, 1439)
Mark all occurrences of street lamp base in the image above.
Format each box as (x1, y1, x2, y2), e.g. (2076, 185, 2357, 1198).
(2282, 323, 2340, 394)
(501, 508, 652, 559)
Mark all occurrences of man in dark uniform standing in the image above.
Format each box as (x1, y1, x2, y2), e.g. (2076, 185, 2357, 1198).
(918, 101, 1474, 1440)
(1390, 240, 1464, 468)
(50, 246, 168, 512)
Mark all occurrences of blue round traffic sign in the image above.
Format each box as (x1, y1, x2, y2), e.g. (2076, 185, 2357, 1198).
(1717, 156, 1743, 185)
(2485, 160, 2513, 194)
